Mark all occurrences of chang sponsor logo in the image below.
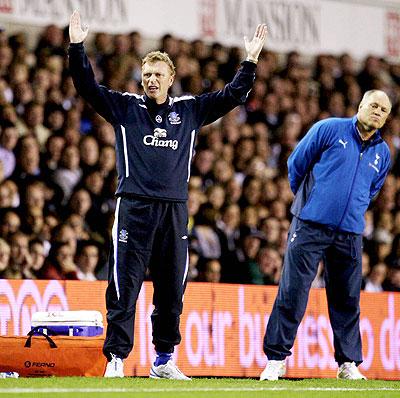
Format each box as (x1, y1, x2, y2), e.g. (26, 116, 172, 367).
(143, 128, 178, 151)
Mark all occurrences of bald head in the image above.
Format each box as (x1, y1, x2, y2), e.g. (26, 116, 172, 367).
(360, 90, 391, 108)
(357, 90, 391, 134)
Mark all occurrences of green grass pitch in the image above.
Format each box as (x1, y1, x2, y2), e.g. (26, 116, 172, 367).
(0, 377, 400, 398)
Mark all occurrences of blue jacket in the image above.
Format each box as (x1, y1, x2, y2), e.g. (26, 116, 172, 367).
(289, 116, 390, 234)
(68, 43, 256, 201)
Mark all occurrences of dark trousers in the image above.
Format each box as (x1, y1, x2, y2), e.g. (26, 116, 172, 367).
(103, 196, 189, 360)
(264, 217, 363, 365)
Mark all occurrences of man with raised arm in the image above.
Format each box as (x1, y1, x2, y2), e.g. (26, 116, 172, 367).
(68, 10, 267, 379)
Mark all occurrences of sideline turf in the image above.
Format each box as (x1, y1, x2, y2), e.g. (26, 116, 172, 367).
(0, 377, 399, 398)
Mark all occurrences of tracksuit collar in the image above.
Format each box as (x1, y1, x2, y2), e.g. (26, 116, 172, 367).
(351, 115, 383, 145)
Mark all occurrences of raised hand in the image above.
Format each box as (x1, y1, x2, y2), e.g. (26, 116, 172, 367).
(244, 24, 268, 63)
(69, 10, 89, 43)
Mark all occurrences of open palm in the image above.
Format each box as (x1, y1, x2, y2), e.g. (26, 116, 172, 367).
(69, 10, 89, 43)
(244, 24, 268, 62)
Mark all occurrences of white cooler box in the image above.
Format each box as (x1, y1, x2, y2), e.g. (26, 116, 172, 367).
(31, 311, 104, 337)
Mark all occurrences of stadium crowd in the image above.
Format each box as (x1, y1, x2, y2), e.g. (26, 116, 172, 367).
(0, 24, 399, 291)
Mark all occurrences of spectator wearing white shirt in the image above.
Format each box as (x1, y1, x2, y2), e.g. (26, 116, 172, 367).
(364, 263, 388, 292)
(75, 241, 99, 281)
(0, 121, 18, 178)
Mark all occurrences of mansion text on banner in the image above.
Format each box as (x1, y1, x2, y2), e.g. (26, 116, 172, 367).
(1, 0, 400, 59)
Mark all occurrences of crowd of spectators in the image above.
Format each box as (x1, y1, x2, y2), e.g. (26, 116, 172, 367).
(0, 24, 399, 291)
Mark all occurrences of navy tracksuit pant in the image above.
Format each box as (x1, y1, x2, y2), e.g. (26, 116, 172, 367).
(264, 217, 363, 365)
(103, 196, 189, 360)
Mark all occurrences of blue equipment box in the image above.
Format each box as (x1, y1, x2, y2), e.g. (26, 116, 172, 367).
(31, 311, 103, 337)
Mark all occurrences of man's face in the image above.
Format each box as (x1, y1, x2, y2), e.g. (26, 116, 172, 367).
(142, 61, 174, 104)
(357, 91, 391, 131)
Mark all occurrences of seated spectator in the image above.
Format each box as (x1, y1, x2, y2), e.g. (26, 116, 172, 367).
(260, 217, 280, 249)
(236, 227, 266, 284)
(0, 121, 18, 178)
(98, 145, 116, 180)
(364, 263, 387, 292)
(0, 210, 21, 239)
(29, 239, 46, 278)
(53, 145, 82, 203)
(192, 205, 221, 260)
(67, 188, 92, 221)
(0, 181, 15, 209)
(201, 259, 222, 283)
(41, 134, 66, 179)
(44, 104, 65, 135)
(12, 135, 42, 185)
(22, 101, 50, 148)
(94, 122, 116, 147)
(24, 206, 44, 238)
(187, 244, 200, 282)
(40, 213, 59, 253)
(5, 231, 31, 279)
(239, 176, 262, 208)
(75, 241, 100, 281)
(250, 245, 281, 285)
(212, 159, 234, 186)
(205, 184, 225, 214)
(371, 228, 393, 264)
(191, 148, 215, 189)
(385, 234, 400, 268)
(216, 203, 241, 282)
(65, 213, 91, 241)
(382, 265, 400, 292)
(2, 180, 19, 208)
(39, 241, 78, 280)
(51, 222, 78, 255)
(79, 135, 99, 174)
(0, 238, 10, 278)
(240, 206, 259, 231)
(361, 252, 371, 289)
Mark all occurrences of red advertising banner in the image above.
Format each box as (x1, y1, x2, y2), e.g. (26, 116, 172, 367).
(0, 279, 399, 379)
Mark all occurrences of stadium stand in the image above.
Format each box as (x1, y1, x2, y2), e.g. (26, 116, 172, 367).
(0, 24, 399, 291)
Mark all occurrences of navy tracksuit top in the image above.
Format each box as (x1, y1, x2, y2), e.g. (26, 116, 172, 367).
(68, 43, 256, 201)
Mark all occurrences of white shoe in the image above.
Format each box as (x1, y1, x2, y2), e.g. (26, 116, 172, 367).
(150, 360, 191, 380)
(260, 360, 286, 381)
(337, 362, 367, 380)
(104, 353, 124, 378)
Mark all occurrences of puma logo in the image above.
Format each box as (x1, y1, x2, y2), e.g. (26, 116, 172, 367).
(339, 139, 348, 148)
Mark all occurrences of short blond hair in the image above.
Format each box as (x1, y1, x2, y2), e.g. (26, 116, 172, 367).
(142, 51, 176, 76)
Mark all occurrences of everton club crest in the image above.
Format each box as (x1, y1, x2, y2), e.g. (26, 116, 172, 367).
(168, 112, 181, 125)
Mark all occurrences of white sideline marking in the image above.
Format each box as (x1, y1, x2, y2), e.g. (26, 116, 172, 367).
(0, 387, 399, 394)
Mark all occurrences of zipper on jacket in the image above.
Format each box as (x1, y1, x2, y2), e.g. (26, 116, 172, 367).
(336, 141, 367, 230)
